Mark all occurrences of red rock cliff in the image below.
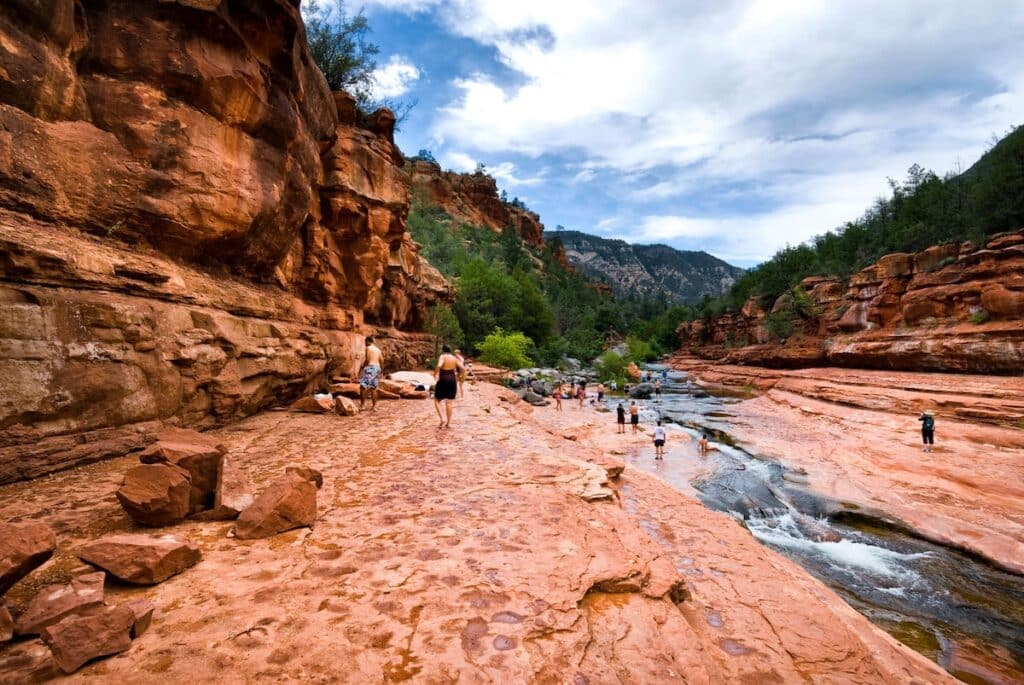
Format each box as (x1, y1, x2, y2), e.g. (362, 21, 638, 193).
(0, 0, 450, 483)
(408, 159, 545, 247)
(678, 229, 1024, 373)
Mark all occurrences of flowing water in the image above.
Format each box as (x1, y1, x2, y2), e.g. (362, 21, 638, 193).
(608, 366, 1024, 684)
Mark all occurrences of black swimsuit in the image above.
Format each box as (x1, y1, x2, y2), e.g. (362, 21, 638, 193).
(435, 367, 458, 400)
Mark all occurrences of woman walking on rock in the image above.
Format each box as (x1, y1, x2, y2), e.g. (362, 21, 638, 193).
(433, 346, 464, 428)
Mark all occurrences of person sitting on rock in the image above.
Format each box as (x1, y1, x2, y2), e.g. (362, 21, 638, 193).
(698, 434, 717, 455)
(919, 411, 936, 452)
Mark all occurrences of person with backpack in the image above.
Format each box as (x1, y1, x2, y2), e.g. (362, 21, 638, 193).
(919, 411, 936, 452)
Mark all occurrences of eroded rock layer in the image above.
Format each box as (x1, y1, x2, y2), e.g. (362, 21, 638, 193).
(408, 160, 546, 246)
(678, 229, 1024, 373)
(0, 1, 450, 483)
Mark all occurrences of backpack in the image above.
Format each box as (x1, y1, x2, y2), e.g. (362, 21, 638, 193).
(923, 415, 935, 430)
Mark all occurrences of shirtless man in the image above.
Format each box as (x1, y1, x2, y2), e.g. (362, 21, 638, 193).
(359, 336, 384, 411)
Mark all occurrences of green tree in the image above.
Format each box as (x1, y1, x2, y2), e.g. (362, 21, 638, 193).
(424, 303, 464, 357)
(477, 329, 534, 369)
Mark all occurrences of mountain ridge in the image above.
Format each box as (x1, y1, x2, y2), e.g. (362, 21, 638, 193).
(544, 229, 745, 304)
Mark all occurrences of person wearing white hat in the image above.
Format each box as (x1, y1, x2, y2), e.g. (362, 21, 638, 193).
(918, 411, 936, 452)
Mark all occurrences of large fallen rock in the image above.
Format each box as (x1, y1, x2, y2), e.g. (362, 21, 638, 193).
(234, 470, 319, 540)
(209, 456, 255, 520)
(40, 604, 135, 674)
(15, 572, 106, 635)
(115, 464, 192, 527)
(388, 371, 434, 388)
(0, 521, 56, 595)
(291, 395, 336, 413)
(0, 602, 12, 642)
(77, 534, 201, 585)
(328, 382, 362, 398)
(139, 428, 226, 513)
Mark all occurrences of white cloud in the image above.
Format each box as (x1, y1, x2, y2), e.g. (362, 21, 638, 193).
(441, 150, 477, 172)
(490, 162, 545, 187)
(370, 55, 421, 99)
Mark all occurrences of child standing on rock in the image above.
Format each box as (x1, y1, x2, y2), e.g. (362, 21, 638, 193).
(653, 421, 666, 459)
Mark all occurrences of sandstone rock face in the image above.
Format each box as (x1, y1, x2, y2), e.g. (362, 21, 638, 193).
(139, 429, 225, 513)
(124, 599, 154, 638)
(40, 604, 135, 674)
(234, 471, 318, 540)
(679, 229, 1024, 373)
(409, 160, 545, 247)
(115, 464, 192, 527)
(15, 571, 106, 636)
(0, 1, 451, 484)
(0, 521, 56, 595)
(78, 534, 201, 585)
(0, 602, 12, 642)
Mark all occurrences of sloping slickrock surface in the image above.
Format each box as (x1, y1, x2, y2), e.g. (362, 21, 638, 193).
(0, 383, 949, 682)
(673, 357, 1024, 574)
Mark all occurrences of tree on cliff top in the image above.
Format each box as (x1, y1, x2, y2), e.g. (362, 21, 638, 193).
(303, 1, 415, 126)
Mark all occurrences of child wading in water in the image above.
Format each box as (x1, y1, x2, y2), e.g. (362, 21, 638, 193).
(653, 420, 666, 459)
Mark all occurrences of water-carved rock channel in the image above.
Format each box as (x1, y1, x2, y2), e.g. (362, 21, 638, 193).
(614, 369, 1024, 684)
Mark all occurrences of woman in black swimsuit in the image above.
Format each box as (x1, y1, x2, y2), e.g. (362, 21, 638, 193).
(434, 345, 464, 428)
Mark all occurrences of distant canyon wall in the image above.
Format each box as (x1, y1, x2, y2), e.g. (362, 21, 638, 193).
(0, 0, 450, 483)
(408, 160, 546, 247)
(678, 230, 1024, 374)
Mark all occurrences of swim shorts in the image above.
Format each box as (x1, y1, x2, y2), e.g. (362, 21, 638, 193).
(359, 364, 381, 390)
(654, 439, 665, 447)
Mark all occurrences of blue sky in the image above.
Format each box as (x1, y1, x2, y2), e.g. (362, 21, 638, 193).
(353, 1, 1024, 267)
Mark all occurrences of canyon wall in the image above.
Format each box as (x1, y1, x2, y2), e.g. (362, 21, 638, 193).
(0, 0, 450, 483)
(678, 229, 1024, 373)
(408, 159, 545, 247)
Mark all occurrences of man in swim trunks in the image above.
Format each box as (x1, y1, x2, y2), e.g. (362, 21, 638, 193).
(629, 401, 639, 434)
(359, 335, 383, 411)
(616, 402, 626, 433)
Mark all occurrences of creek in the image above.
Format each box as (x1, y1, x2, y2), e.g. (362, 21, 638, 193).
(607, 366, 1024, 684)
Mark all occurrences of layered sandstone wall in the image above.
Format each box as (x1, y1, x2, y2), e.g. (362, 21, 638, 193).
(0, 0, 450, 483)
(678, 229, 1024, 373)
(408, 159, 545, 247)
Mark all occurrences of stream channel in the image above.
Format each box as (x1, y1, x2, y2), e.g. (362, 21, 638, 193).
(607, 365, 1024, 684)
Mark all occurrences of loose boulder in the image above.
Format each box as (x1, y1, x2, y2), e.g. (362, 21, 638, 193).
(0, 521, 56, 595)
(15, 572, 106, 635)
(123, 599, 155, 638)
(139, 428, 225, 513)
(116, 464, 192, 526)
(334, 395, 359, 417)
(77, 534, 201, 585)
(628, 383, 654, 399)
(285, 466, 324, 489)
(234, 471, 318, 540)
(328, 382, 362, 398)
(206, 455, 255, 520)
(40, 604, 135, 674)
(291, 395, 336, 413)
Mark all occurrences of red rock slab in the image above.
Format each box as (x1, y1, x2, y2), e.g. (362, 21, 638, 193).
(77, 534, 201, 585)
(334, 395, 359, 417)
(290, 396, 336, 413)
(15, 571, 105, 635)
(328, 382, 362, 398)
(0, 602, 12, 642)
(41, 603, 135, 674)
(233, 472, 317, 539)
(123, 599, 155, 638)
(209, 455, 255, 520)
(139, 430, 224, 513)
(115, 463, 191, 527)
(0, 520, 56, 595)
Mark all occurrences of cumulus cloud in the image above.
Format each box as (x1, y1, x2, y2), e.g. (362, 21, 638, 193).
(370, 55, 421, 99)
(369, 0, 1024, 263)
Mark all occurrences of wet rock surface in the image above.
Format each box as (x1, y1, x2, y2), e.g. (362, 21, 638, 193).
(77, 535, 200, 585)
(0, 382, 951, 682)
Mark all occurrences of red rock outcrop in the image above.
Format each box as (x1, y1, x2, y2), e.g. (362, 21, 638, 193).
(678, 229, 1024, 373)
(408, 160, 546, 247)
(0, 1, 452, 484)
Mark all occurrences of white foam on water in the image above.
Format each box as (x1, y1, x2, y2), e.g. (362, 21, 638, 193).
(748, 514, 929, 583)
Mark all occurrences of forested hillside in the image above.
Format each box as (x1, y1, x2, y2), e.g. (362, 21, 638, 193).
(407, 204, 690, 366)
(546, 230, 744, 304)
(702, 125, 1024, 316)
